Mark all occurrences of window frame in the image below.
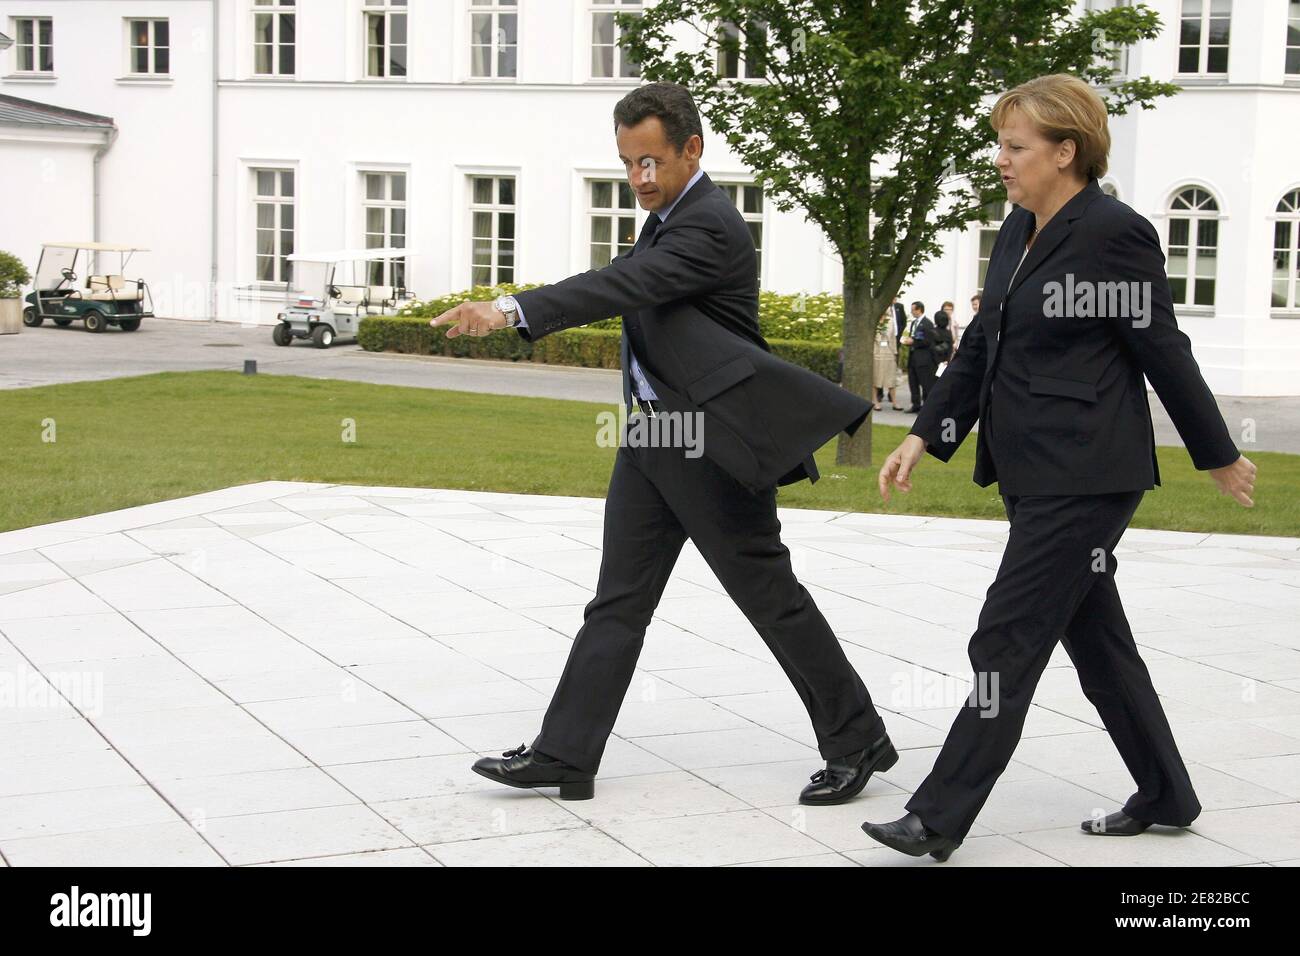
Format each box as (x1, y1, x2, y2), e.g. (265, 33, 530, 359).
(1176, 0, 1232, 77)
(589, 0, 642, 81)
(11, 16, 54, 74)
(467, 173, 518, 287)
(252, 166, 297, 287)
(252, 0, 296, 78)
(469, 0, 518, 80)
(363, 0, 408, 80)
(1165, 185, 1221, 311)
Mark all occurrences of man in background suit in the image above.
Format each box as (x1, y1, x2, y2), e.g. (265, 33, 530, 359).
(902, 301, 937, 412)
(430, 82, 897, 806)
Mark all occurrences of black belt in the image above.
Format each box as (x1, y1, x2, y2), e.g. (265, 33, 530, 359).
(634, 396, 663, 417)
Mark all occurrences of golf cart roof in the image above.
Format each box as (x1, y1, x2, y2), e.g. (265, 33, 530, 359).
(287, 248, 413, 263)
(42, 242, 149, 252)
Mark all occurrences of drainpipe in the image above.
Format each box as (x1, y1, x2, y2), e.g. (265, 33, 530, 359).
(209, 0, 220, 323)
(92, 124, 119, 246)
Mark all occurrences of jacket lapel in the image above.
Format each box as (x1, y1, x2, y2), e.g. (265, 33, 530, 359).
(1004, 177, 1104, 301)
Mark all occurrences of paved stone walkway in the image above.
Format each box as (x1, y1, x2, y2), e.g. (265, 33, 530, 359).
(1, 482, 1297, 866)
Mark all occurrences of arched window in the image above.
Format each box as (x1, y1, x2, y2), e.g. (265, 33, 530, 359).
(1167, 186, 1219, 307)
(1273, 189, 1300, 310)
(976, 199, 1008, 292)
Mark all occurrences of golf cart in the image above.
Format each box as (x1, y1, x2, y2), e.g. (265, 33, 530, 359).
(23, 242, 154, 332)
(274, 248, 414, 348)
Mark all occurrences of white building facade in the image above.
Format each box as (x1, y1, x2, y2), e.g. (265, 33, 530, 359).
(1, 0, 1297, 394)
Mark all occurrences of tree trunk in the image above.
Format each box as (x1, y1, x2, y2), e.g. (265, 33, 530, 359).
(835, 266, 875, 468)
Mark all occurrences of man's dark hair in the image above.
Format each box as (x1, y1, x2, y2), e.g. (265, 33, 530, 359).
(912, 301, 925, 314)
(613, 82, 704, 155)
(942, 301, 954, 310)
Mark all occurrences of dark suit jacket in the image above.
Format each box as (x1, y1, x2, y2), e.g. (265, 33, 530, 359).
(906, 316, 938, 369)
(911, 177, 1238, 496)
(512, 171, 870, 493)
(892, 302, 907, 344)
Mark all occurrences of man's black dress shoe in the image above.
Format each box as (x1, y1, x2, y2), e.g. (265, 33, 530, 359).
(904, 406, 921, 413)
(1081, 810, 1152, 836)
(471, 744, 596, 800)
(800, 733, 899, 805)
(860, 811, 962, 862)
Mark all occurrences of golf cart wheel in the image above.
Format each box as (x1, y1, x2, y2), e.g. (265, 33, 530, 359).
(53, 317, 74, 327)
(83, 310, 107, 333)
(311, 325, 334, 349)
(22, 308, 42, 327)
(119, 318, 141, 332)
(272, 323, 294, 346)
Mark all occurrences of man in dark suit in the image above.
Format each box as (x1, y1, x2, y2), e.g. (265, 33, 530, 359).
(891, 297, 907, 344)
(430, 82, 896, 805)
(902, 301, 937, 412)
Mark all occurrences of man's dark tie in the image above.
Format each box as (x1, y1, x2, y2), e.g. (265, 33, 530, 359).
(621, 214, 661, 408)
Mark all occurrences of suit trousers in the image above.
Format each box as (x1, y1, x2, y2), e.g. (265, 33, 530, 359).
(905, 491, 1201, 842)
(533, 428, 887, 773)
(907, 356, 937, 408)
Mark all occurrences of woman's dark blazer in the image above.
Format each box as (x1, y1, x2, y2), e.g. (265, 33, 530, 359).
(910, 177, 1239, 496)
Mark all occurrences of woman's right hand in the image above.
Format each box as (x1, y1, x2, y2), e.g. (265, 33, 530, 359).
(878, 435, 927, 503)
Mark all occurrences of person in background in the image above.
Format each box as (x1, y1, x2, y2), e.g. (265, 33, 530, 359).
(941, 300, 960, 352)
(901, 300, 937, 412)
(932, 310, 955, 371)
(873, 306, 903, 410)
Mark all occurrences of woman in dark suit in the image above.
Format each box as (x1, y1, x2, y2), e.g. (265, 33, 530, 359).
(862, 73, 1257, 862)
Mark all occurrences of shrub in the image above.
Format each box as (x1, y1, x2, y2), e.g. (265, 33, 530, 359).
(361, 282, 846, 381)
(0, 251, 31, 298)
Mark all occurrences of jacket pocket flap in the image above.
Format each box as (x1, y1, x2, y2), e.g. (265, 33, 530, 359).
(686, 355, 757, 404)
(1028, 373, 1097, 403)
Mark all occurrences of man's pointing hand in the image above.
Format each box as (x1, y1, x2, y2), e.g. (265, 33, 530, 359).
(428, 300, 509, 338)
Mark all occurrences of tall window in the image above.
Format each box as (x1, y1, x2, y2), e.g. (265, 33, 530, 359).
(1287, 1, 1300, 75)
(363, 172, 407, 287)
(13, 17, 53, 73)
(591, 1, 641, 79)
(254, 169, 295, 283)
(1086, 0, 1130, 76)
(1167, 187, 1219, 307)
(469, 176, 515, 285)
(253, 0, 295, 76)
(470, 0, 517, 78)
(588, 179, 636, 268)
(976, 200, 1009, 292)
(364, 0, 407, 78)
(1178, 0, 1231, 75)
(716, 19, 767, 79)
(1272, 189, 1300, 310)
(718, 183, 765, 283)
(127, 19, 169, 75)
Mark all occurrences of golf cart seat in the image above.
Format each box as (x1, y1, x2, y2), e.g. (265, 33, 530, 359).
(333, 284, 368, 316)
(366, 286, 397, 313)
(86, 275, 143, 302)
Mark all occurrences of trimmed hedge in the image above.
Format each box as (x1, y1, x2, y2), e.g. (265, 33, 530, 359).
(358, 282, 845, 381)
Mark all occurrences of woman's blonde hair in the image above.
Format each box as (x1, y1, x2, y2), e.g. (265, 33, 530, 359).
(990, 73, 1111, 181)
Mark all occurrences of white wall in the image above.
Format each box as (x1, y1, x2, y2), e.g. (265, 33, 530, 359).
(4, 0, 1297, 393)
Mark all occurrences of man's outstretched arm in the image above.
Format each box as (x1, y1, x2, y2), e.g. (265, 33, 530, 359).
(429, 209, 728, 341)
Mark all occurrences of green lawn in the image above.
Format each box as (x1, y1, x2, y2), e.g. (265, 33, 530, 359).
(2, 370, 1296, 537)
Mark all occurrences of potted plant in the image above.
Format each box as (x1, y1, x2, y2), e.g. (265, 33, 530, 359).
(0, 250, 31, 335)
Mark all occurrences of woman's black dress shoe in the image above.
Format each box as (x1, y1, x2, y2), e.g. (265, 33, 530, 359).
(860, 811, 962, 862)
(800, 733, 899, 805)
(471, 744, 596, 800)
(1081, 810, 1152, 836)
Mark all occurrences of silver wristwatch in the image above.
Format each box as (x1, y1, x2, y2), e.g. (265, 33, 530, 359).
(493, 294, 520, 327)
